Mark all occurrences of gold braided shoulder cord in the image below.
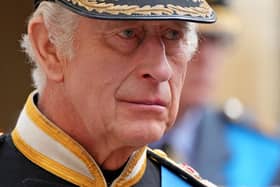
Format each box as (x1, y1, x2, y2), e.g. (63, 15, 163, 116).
(67, 0, 212, 17)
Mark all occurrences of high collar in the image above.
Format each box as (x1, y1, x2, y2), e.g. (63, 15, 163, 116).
(12, 91, 147, 187)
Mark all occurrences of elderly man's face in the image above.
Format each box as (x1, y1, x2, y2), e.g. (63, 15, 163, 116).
(63, 17, 192, 147)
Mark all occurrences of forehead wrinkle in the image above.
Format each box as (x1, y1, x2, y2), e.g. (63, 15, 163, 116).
(102, 20, 142, 30)
(79, 17, 192, 40)
(101, 20, 190, 30)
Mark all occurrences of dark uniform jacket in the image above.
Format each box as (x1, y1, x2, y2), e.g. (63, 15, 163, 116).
(0, 92, 214, 187)
(0, 134, 161, 187)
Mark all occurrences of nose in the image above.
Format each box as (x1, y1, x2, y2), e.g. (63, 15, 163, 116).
(136, 36, 173, 82)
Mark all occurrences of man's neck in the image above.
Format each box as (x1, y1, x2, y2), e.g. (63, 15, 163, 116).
(37, 87, 136, 170)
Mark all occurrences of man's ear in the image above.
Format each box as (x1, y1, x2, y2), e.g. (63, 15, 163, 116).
(28, 16, 64, 82)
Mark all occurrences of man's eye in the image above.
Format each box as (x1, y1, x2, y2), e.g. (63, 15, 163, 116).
(118, 29, 136, 39)
(164, 29, 181, 40)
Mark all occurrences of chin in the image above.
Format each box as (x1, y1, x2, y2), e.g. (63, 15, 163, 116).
(120, 120, 167, 147)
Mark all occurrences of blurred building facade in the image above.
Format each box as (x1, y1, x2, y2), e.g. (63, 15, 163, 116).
(0, 1, 33, 132)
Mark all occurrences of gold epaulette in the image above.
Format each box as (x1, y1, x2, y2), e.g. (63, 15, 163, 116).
(147, 148, 217, 187)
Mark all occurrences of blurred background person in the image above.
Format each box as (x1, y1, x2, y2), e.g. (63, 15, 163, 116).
(150, 0, 280, 186)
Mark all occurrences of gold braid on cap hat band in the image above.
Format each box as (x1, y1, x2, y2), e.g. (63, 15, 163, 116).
(68, 0, 212, 17)
(35, 0, 213, 18)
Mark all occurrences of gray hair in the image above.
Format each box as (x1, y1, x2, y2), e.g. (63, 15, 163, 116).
(186, 23, 198, 62)
(21, 2, 198, 93)
(21, 2, 78, 93)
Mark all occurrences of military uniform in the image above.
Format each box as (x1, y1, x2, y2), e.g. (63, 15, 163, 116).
(0, 92, 216, 187)
(0, 0, 217, 186)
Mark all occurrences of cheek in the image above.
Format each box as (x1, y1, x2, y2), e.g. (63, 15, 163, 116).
(167, 58, 188, 126)
(64, 54, 121, 120)
(169, 54, 188, 91)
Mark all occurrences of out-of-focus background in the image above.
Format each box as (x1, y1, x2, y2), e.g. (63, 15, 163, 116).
(0, 1, 33, 132)
(213, 0, 280, 136)
(0, 0, 279, 136)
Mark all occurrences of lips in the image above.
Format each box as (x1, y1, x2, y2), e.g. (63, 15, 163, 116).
(130, 99, 167, 107)
(119, 98, 169, 108)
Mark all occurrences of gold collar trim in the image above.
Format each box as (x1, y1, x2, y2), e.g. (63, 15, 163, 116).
(12, 91, 147, 186)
